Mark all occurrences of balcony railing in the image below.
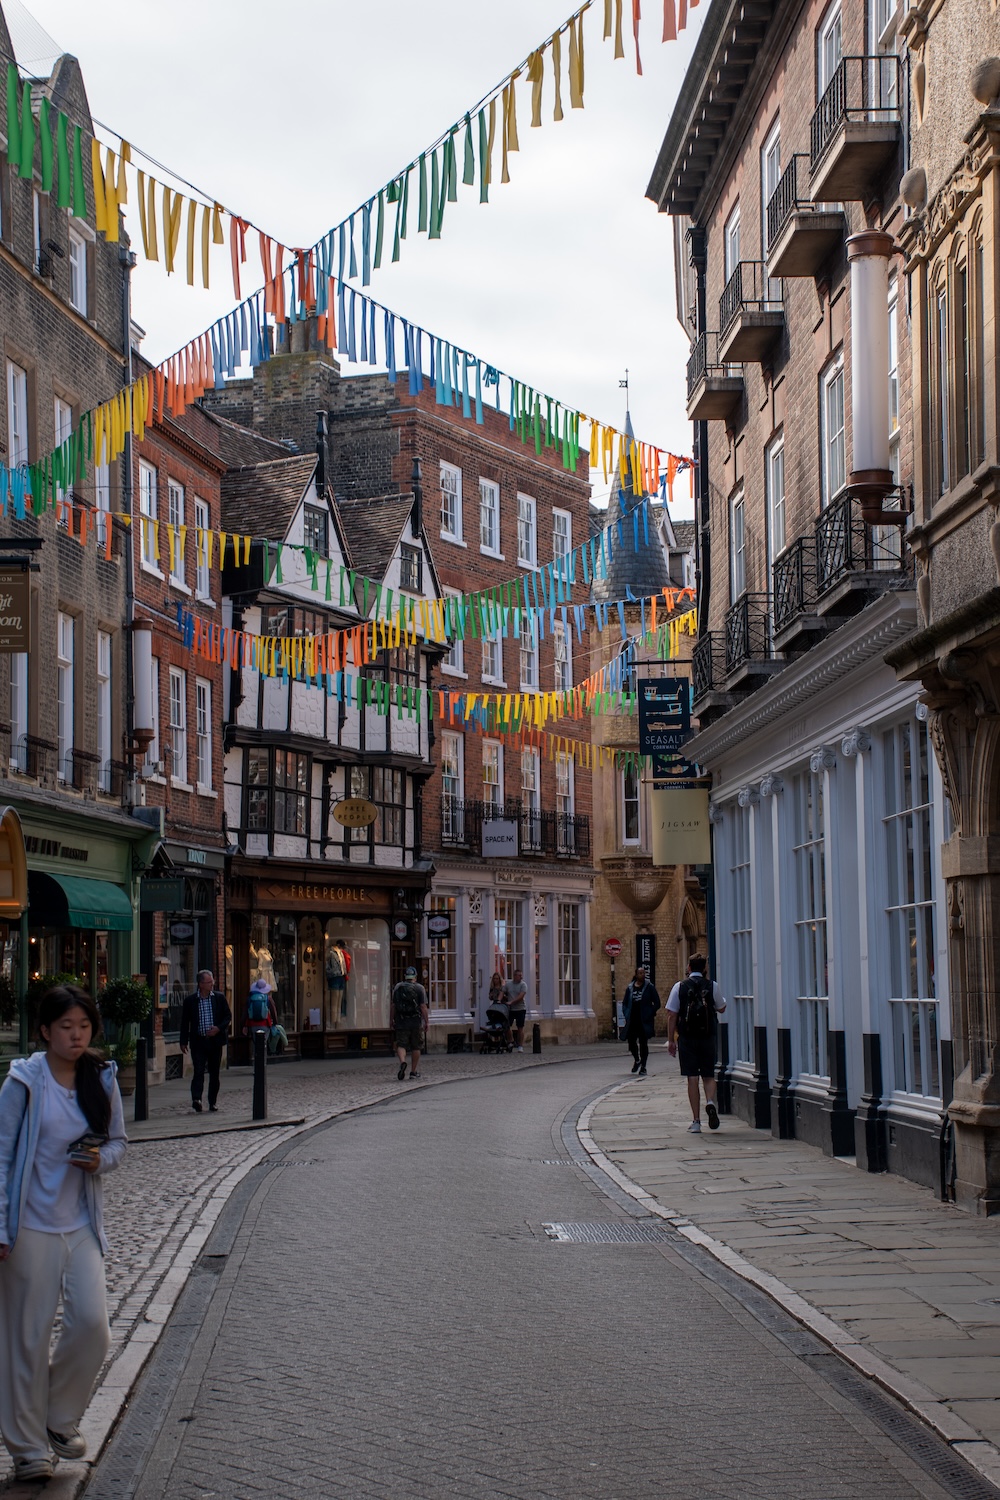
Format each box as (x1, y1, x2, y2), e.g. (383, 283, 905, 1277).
(724, 594, 773, 674)
(70, 747, 100, 792)
(441, 799, 589, 858)
(810, 55, 903, 169)
(686, 332, 712, 397)
(772, 538, 818, 632)
(719, 261, 781, 338)
(692, 632, 726, 702)
(767, 154, 809, 248)
(816, 489, 911, 593)
(14, 735, 56, 779)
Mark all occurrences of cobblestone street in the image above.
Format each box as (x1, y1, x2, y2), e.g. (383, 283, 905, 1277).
(59, 1054, 999, 1499)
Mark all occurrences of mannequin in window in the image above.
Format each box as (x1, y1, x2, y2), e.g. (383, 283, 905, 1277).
(326, 941, 351, 1019)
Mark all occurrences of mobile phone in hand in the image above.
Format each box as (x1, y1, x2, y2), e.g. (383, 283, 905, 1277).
(67, 1132, 105, 1163)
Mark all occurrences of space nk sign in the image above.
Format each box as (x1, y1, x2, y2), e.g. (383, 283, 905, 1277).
(482, 819, 518, 857)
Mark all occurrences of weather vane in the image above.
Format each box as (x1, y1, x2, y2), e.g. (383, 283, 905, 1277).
(619, 368, 629, 397)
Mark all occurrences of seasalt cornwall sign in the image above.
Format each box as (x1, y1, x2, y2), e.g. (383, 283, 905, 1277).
(0, 565, 30, 654)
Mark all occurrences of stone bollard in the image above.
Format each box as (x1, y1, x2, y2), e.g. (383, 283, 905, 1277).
(252, 1029, 267, 1120)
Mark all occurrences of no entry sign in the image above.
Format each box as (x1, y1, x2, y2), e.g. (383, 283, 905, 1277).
(603, 938, 622, 958)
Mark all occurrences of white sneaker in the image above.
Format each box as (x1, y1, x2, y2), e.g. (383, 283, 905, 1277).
(516, 1046, 524, 1053)
(48, 1426, 86, 1459)
(15, 1457, 55, 1481)
(687, 1120, 702, 1134)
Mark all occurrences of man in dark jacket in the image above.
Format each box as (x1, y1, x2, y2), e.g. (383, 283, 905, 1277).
(622, 965, 660, 1076)
(179, 970, 232, 1114)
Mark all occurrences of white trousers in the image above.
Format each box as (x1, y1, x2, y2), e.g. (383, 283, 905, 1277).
(0, 1225, 109, 1462)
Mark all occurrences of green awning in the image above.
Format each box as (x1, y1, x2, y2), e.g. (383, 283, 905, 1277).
(28, 872, 133, 932)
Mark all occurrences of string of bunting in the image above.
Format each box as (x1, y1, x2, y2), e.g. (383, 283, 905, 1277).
(4, 0, 698, 302)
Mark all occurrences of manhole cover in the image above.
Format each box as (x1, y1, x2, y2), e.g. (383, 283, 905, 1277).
(543, 1221, 674, 1244)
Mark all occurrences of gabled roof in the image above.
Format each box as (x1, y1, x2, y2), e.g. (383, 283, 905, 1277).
(336, 494, 416, 585)
(203, 407, 296, 469)
(672, 521, 697, 554)
(221, 455, 319, 540)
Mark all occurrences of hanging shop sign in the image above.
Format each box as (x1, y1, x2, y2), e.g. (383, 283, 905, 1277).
(636, 933, 656, 987)
(638, 678, 691, 758)
(482, 819, 518, 858)
(332, 798, 378, 828)
(427, 912, 452, 939)
(651, 788, 711, 867)
(0, 563, 30, 653)
(169, 919, 195, 943)
(392, 917, 412, 942)
(140, 877, 186, 913)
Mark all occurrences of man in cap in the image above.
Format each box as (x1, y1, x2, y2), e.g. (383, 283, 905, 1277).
(391, 966, 429, 1080)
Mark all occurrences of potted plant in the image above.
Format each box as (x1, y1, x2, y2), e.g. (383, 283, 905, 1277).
(98, 977, 153, 1097)
(26, 973, 81, 1046)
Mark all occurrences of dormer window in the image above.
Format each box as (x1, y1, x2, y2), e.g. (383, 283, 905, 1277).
(303, 504, 329, 556)
(400, 544, 422, 593)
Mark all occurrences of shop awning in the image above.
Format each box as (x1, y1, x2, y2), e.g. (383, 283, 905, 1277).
(28, 872, 134, 932)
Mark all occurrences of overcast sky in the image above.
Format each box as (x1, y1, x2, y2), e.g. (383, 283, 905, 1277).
(11, 0, 704, 514)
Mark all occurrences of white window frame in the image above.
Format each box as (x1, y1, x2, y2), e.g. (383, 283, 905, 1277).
(521, 746, 541, 852)
(6, 361, 28, 468)
(53, 396, 73, 508)
(557, 903, 582, 1007)
(10, 652, 28, 769)
(195, 677, 212, 791)
(554, 619, 572, 693)
(622, 762, 641, 845)
(766, 436, 786, 562)
(483, 740, 504, 813)
(556, 751, 576, 853)
(440, 461, 463, 543)
(729, 804, 754, 1066)
(479, 478, 501, 556)
(517, 492, 537, 568)
(57, 612, 74, 782)
(169, 667, 188, 786)
(730, 488, 747, 601)
(519, 620, 538, 691)
(68, 226, 88, 315)
(441, 731, 465, 840)
(441, 588, 465, 677)
(724, 203, 741, 282)
(167, 480, 186, 588)
(145, 656, 161, 776)
(97, 630, 112, 792)
(820, 353, 846, 506)
(552, 508, 572, 571)
(95, 461, 111, 546)
(482, 630, 503, 685)
(32, 189, 42, 274)
(194, 498, 211, 599)
(792, 771, 829, 1080)
(139, 461, 160, 572)
(818, 0, 843, 94)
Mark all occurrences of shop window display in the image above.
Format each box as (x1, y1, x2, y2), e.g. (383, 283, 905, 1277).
(249, 913, 390, 1032)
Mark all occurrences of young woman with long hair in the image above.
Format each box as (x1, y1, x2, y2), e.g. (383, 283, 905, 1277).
(0, 984, 127, 1482)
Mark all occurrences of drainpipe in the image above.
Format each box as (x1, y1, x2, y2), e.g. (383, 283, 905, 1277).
(121, 247, 138, 806)
(687, 225, 711, 631)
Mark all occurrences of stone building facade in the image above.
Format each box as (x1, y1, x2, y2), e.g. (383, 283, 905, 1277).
(885, 5, 1000, 1210)
(649, 0, 953, 1188)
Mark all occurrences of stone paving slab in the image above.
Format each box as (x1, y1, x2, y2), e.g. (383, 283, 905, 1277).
(0, 1041, 610, 1497)
(584, 1064, 1000, 1481)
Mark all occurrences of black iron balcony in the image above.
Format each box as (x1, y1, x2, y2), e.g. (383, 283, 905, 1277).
(724, 593, 774, 676)
(686, 332, 743, 422)
(692, 632, 726, 702)
(815, 488, 912, 602)
(809, 56, 902, 201)
(14, 735, 56, 780)
(441, 798, 589, 858)
(718, 262, 783, 364)
(766, 155, 845, 278)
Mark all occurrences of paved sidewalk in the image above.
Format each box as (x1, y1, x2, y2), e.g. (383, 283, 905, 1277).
(584, 1059, 1000, 1488)
(2, 1042, 612, 1497)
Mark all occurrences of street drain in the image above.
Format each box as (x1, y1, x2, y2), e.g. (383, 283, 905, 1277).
(540, 1159, 573, 1166)
(543, 1221, 674, 1244)
(196, 1254, 227, 1274)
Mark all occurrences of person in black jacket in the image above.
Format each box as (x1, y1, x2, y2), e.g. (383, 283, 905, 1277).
(621, 966, 660, 1076)
(179, 971, 232, 1114)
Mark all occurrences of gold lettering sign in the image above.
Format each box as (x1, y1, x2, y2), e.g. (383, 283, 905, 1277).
(0, 565, 31, 654)
(332, 798, 379, 828)
(286, 884, 372, 903)
(651, 788, 711, 866)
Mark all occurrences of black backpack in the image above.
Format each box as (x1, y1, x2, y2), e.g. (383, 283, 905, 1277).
(678, 976, 715, 1039)
(394, 982, 423, 1021)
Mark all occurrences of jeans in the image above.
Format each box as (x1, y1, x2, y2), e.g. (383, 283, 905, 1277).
(626, 1016, 649, 1066)
(190, 1034, 225, 1106)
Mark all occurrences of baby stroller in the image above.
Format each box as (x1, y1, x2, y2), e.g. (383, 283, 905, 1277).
(481, 1000, 513, 1054)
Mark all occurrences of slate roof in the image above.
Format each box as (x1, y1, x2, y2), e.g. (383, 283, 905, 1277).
(221, 455, 319, 540)
(589, 455, 673, 605)
(336, 494, 415, 584)
(672, 521, 696, 554)
(204, 408, 296, 469)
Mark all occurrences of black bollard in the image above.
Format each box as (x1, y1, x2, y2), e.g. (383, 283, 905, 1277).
(133, 1037, 149, 1122)
(252, 1029, 267, 1120)
(532, 1023, 541, 1055)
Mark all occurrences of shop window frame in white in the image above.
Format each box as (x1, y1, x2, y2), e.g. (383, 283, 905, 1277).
(56, 611, 75, 783)
(169, 667, 188, 787)
(428, 895, 459, 1011)
(557, 903, 582, 1006)
(792, 771, 829, 1079)
(728, 803, 754, 1065)
(517, 493, 537, 568)
(440, 461, 463, 543)
(494, 898, 524, 980)
(883, 716, 941, 1100)
(479, 478, 501, 556)
(97, 630, 112, 793)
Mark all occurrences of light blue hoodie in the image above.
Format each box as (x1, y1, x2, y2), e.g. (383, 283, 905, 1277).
(0, 1051, 127, 1255)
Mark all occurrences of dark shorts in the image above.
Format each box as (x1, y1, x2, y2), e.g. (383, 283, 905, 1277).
(677, 1036, 717, 1078)
(395, 1019, 423, 1051)
(509, 1010, 526, 1031)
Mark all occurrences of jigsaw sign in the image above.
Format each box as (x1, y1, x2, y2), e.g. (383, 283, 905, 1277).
(637, 678, 692, 758)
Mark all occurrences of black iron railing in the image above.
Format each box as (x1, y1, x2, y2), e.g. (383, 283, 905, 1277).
(70, 747, 100, 792)
(810, 55, 903, 168)
(815, 490, 912, 593)
(441, 799, 589, 858)
(719, 261, 781, 338)
(686, 333, 710, 396)
(724, 594, 773, 674)
(766, 154, 810, 247)
(772, 538, 817, 632)
(14, 735, 56, 779)
(692, 633, 726, 701)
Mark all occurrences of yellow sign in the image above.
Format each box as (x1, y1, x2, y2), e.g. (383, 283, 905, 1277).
(651, 788, 711, 866)
(332, 798, 378, 828)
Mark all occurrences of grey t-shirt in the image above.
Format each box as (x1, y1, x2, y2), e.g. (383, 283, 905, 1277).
(502, 979, 528, 1011)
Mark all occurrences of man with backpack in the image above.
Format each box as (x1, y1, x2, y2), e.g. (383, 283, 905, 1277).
(666, 956, 727, 1133)
(391, 966, 429, 1080)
